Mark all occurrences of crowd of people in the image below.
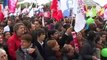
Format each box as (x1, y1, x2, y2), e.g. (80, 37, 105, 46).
(0, 5, 107, 60)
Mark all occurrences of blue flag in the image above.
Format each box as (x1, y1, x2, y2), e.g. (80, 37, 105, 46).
(60, 0, 70, 17)
(3, 0, 8, 9)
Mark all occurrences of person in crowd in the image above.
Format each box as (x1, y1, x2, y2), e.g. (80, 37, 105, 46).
(45, 40, 61, 60)
(62, 44, 79, 60)
(80, 31, 98, 60)
(33, 20, 42, 30)
(3, 31, 11, 60)
(14, 16, 21, 23)
(70, 31, 86, 56)
(101, 32, 107, 48)
(59, 27, 73, 48)
(32, 28, 46, 59)
(30, 23, 36, 32)
(47, 30, 60, 41)
(0, 48, 8, 60)
(95, 33, 104, 59)
(0, 31, 11, 49)
(0, 33, 4, 48)
(4, 19, 14, 34)
(16, 33, 43, 60)
(7, 23, 25, 60)
(55, 22, 66, 39)
(3, 31, 11, 41)
(22, 20, 31, 33)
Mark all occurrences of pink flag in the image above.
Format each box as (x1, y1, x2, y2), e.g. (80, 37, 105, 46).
(8, 0, 18, 13)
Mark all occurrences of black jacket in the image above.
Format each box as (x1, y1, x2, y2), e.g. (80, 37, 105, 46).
(59, 33, 73, 48)
(79, 40, 96, 60)
(33, 40, 46, 59)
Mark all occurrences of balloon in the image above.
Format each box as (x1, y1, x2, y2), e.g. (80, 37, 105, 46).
(0, 11, 4, 22)
(101, 48, 107, 57)
(86, 17, 94, 25)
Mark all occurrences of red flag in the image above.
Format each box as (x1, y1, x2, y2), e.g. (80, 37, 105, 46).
(50, 0, 63, 22)
(50, 0, 57, 11)
(8, 0, 18, 13)
(0, 11, 4, 22)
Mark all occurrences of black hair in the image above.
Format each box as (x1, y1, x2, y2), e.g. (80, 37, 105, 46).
(87, 31, 96, 41)
(36, 28, 45, 37)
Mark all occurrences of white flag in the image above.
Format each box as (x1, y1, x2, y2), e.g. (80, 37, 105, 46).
(74, 0, 86, 32)
(60, 0, 71, 17)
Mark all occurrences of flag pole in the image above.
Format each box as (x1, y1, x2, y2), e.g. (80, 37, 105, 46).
(42, 16, 45, 27)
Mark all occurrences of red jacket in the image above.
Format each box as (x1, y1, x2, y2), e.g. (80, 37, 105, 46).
(7, 33, 21, 60)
